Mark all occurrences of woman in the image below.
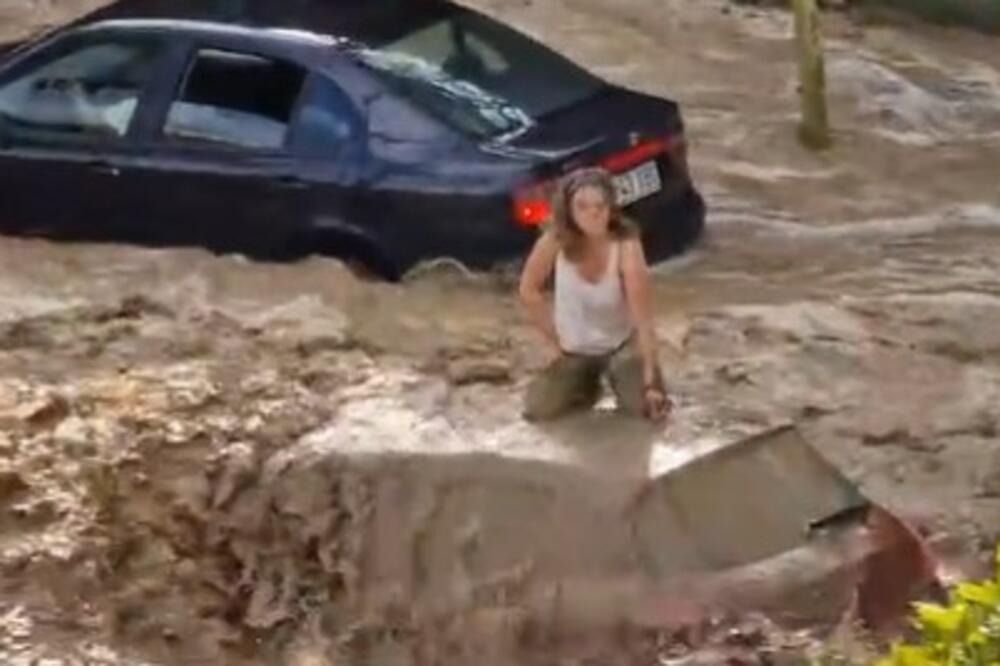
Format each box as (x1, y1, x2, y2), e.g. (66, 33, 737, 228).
(518, 167, 671, 422)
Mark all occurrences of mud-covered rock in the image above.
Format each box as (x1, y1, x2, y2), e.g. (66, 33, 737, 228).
(210, 442, 259, 510)
(976, 455, 1000, 498)
(13, 392, 70, 430)
(0, 470, 29, 505)
(445, 358, 512, 386)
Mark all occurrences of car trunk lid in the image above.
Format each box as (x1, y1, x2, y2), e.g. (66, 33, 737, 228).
(494, 86, 689, 227)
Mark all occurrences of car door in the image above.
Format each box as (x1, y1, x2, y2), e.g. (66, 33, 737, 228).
(0, 31, 171, 241)
(112, 43, 316, 258)
(282, 67, 372, 264)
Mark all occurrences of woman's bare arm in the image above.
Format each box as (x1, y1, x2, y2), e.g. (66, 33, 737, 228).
(518, 231, 561, 355)
(621, 238, 661, 388)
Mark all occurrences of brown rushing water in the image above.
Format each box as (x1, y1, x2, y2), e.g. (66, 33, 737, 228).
(1, 1, 1000, 664)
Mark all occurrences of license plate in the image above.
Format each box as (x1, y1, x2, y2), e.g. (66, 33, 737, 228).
(613, 160, 662, 207)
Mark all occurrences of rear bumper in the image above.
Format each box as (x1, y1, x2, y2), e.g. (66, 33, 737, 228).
(374, 194, 535, 277)
(378, 183, 705, 278)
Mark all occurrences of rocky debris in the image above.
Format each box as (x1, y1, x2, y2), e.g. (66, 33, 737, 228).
(0, 470, 29, 505)
(4, 392, 70, 431)
(639, 612, 819, 665)
(244, 295, 355, 355)
(445, 357, 512, 386)
(730, 0, 850, 8)
(0, 307, 354, 660)
(860, 425, 922, 448)
(415, 336, 517, 387)
(715, 361, 755, 385)
(799, 403, 838, 420)
(976, 455, 1000, 498)
(937, 408, 998, 439)
(209, 442, 259, 510)
(102, 294, 175, 322)
(0, 434, 15, 458)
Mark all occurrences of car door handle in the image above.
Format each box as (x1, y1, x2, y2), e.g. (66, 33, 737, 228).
(87, 160, 120, 177)
(272, 175, 308, 190)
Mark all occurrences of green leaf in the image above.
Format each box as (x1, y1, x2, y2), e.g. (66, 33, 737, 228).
(957, 581, 1000, 608)
(891, 644, 936, 666)
(915, 602, 964, 637)
(969, 630, 988, 646)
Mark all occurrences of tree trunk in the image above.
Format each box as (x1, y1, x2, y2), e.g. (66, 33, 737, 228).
(792, 0, 832, 150)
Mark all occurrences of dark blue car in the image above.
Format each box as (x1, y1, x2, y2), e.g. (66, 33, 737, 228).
(0, 0, 705, 279)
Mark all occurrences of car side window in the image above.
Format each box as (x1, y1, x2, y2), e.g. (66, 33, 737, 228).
(289, 74, 364, 156)
(0, 39, 163, 144)
(163, 49, 306, 151)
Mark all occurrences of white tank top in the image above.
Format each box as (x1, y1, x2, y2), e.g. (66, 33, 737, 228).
(554, 241, 634, 356)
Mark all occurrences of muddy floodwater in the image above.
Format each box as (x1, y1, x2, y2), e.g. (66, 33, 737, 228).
(1, 0, 1000, 664)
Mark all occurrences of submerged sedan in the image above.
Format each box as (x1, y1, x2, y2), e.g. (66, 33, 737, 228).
(0, 0, 705, 279)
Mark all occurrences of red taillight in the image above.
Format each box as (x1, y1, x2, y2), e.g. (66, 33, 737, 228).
(600, 136, 672, 173)
(514, 200, 550, 227)
(512, 180, 555, 227)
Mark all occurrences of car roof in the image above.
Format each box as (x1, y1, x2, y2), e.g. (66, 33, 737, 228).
(66, 0, 462, 48)
(76, 18, 346, 49)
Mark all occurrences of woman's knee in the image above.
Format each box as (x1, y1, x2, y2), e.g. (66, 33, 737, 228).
(523, 383, 579, 421)
(522, 361, 599, 421)
(523, 395, 563, 421)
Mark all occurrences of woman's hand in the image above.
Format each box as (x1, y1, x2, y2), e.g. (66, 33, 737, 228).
(643, 386, 672, 422)
(544, 341, 564, 366)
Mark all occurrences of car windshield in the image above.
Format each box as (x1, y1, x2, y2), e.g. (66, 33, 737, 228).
(350, 9, 604, 140)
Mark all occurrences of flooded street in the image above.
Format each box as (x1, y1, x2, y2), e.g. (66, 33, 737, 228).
(1, 0, 1000, 663)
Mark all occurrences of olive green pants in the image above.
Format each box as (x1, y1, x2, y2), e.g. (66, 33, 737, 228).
(523, 339, 662, 421)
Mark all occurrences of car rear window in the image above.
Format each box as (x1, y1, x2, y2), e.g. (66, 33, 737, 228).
(350, 9, 604, 141)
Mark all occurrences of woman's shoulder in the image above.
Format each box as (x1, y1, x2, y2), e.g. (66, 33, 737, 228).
(613, 231, 643, 259)
(614, 213, 641, 238)
(534, 226, 562, 253)
(521, 228, 562, 279)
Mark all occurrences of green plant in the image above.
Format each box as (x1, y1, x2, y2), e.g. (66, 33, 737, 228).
(875, 545, 1000, 666)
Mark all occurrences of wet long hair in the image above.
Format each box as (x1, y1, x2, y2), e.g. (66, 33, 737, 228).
(550, 167, 636, 261)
